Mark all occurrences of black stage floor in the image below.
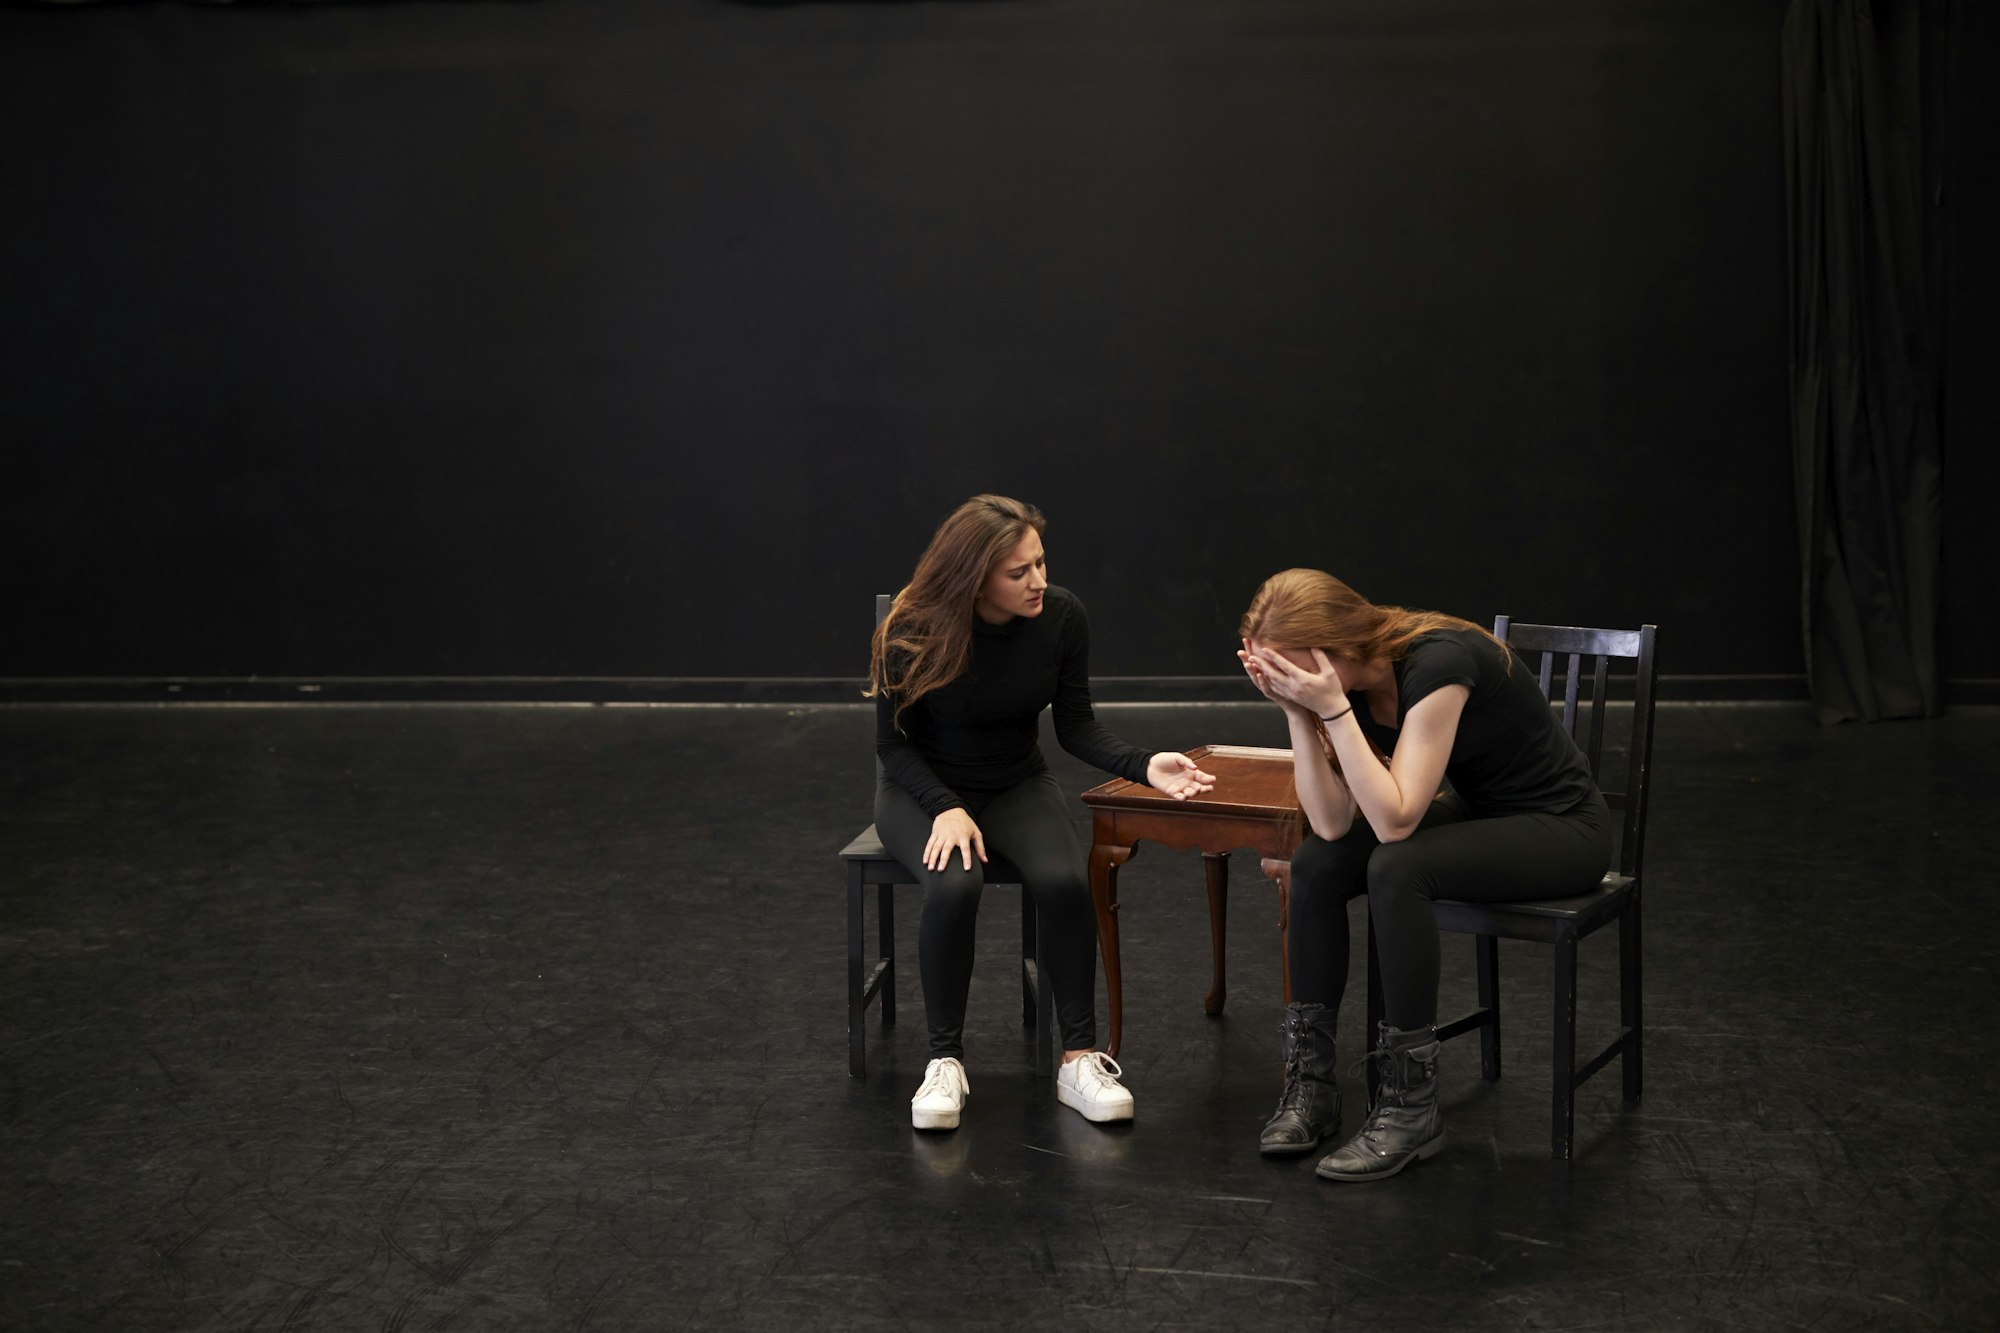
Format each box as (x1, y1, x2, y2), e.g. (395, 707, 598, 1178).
(3, 702, 1996, 1330)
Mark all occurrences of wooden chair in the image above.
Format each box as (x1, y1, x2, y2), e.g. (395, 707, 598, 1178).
(1365, 618, 1659, 1167)
(843, 594, 1055, 1080)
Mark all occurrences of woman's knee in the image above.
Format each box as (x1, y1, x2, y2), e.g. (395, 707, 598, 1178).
(1365, 839, 1437, 906)
(922, 864, 986, 916)
(1291, 831, 1371, 901)
(1017, 858, 1090, 917)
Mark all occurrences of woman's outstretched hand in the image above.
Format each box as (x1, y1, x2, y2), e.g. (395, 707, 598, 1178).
(1147, 752, 1217, 800)
(1247, 644, 1349, 720)
(925, 808, 987, 872)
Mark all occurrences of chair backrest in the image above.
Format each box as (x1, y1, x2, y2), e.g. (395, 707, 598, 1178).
(1492, 617, 1660, 881)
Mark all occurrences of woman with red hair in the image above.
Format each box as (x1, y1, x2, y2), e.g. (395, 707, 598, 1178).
(1238, 569, 1610, 1181)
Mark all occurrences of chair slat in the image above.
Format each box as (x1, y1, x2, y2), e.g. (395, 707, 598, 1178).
(1561, 651, 1582, 731)
(1585, 653, 1610, 778)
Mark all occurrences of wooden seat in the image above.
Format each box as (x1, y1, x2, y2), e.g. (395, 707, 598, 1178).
(842, 595, 1056, 1080)
(1365, 618, 1660, 1168)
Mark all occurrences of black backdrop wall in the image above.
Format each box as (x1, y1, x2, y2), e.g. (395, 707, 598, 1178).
(0, 0, 1986, 689)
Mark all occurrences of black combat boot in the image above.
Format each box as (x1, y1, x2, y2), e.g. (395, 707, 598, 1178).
(1258, 1002, 1341, 1155)
(1314, 1023, 1444, 1182)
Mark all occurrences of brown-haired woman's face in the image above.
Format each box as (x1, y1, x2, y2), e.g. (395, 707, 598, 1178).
(975, 531, 1048, 623)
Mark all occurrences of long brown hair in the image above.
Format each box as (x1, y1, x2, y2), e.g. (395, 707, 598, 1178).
(866, 494, 1047, 727)
(1240, 569, 1506, 829)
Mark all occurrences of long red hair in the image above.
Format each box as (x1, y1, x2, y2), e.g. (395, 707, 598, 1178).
(1239, 568, 1504, 668)
(1240, 569, 1506, 824)
(866, 495, 1046, 727)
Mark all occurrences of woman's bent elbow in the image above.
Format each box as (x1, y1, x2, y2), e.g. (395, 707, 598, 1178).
(1307, 812, 1353, 842)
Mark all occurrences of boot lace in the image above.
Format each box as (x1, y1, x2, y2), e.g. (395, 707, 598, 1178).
(1345, 1044, 1436, 1122)
(1273, 1034, 1309, 1113)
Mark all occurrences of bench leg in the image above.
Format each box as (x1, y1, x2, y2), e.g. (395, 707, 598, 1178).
(1021, 891, 1037, 1029)
(878, 883, 895, 1030)
(848, 867, 867, 1078)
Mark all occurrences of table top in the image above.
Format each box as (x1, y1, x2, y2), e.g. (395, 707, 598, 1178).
(1080, 744, 1299, 819)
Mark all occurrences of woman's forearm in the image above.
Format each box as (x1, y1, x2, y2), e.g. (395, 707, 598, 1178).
(1285, 709, 1354, 841)
(1322, 712, 1417, 840)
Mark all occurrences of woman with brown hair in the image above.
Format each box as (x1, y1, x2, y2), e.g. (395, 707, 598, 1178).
(1236, 569, 1610, 1181)
(869, 494, 1215, 1132)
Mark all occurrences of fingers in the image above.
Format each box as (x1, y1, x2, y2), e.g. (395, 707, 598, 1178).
(927, 814, 983, 873)
(928, 831, 979, 873)
(1158, 759, 1218, 801)
(1251, 646, 1288, 678)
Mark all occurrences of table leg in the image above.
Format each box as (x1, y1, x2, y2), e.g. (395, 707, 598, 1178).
(1261, 858, 1292, 1005)
(1089, 840, 1135, 1057)
(1202, 852, 1228, 1015)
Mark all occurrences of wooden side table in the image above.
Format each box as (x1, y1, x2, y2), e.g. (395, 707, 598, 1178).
(1080, 744, 1301, 1057)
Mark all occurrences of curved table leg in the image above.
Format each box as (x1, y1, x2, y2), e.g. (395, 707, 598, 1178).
(1202, 852, 1229, 1015)
(1089, 841, 1136, 1057)
(1261, 857, 1293, 1006)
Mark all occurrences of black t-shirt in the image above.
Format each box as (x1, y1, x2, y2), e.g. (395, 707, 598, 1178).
(1353, 628, 1600, 819)
(876, 586, 1155, 817)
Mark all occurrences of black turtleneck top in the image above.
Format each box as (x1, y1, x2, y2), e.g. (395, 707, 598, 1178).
(875, 586, 1156, 817)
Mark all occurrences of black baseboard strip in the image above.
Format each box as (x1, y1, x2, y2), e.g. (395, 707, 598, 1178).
(2, 675, 1994, 706)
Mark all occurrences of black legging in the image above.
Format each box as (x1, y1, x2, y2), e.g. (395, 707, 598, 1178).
(1288, 795, 1611, 1028)
(874, 772, 1098, 1058)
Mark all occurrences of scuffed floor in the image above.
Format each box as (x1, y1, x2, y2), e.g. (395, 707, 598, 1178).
(2, 702, 1995, 1330)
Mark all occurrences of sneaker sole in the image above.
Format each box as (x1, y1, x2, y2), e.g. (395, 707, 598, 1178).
(1056, 1085, 1133, 1123)
(1314, 1129, 1446, 1181)
(912, 1108, 961, 1131)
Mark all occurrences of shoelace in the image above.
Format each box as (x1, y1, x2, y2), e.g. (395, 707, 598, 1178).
(1274, 1046, 1308, 1111)
(1074, 1052, 1123, 1089)
(919, 1060, 964, 1099)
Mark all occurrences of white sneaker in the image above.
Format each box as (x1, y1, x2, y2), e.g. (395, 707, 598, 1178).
(911, 1058, 970, 1131)
(1056, 1052, 1134, 1123)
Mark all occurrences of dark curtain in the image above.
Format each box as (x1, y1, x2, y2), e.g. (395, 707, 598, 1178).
(1782, 0, 1946, 724)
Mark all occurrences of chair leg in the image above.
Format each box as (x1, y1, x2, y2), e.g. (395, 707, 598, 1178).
(848, 866, 867, 1079)
(1621, 892, 1643, 1103)
(1552, 934, 1578, 1162)
(1476, 934, 1502, 1081)
(878, 883, 896, 1029)
(1365, 906, 1385, 1104)
(1021, 891, 1037, 1029)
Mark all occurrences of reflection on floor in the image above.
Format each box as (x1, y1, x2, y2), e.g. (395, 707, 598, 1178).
(3, 702, 1995, 1330)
